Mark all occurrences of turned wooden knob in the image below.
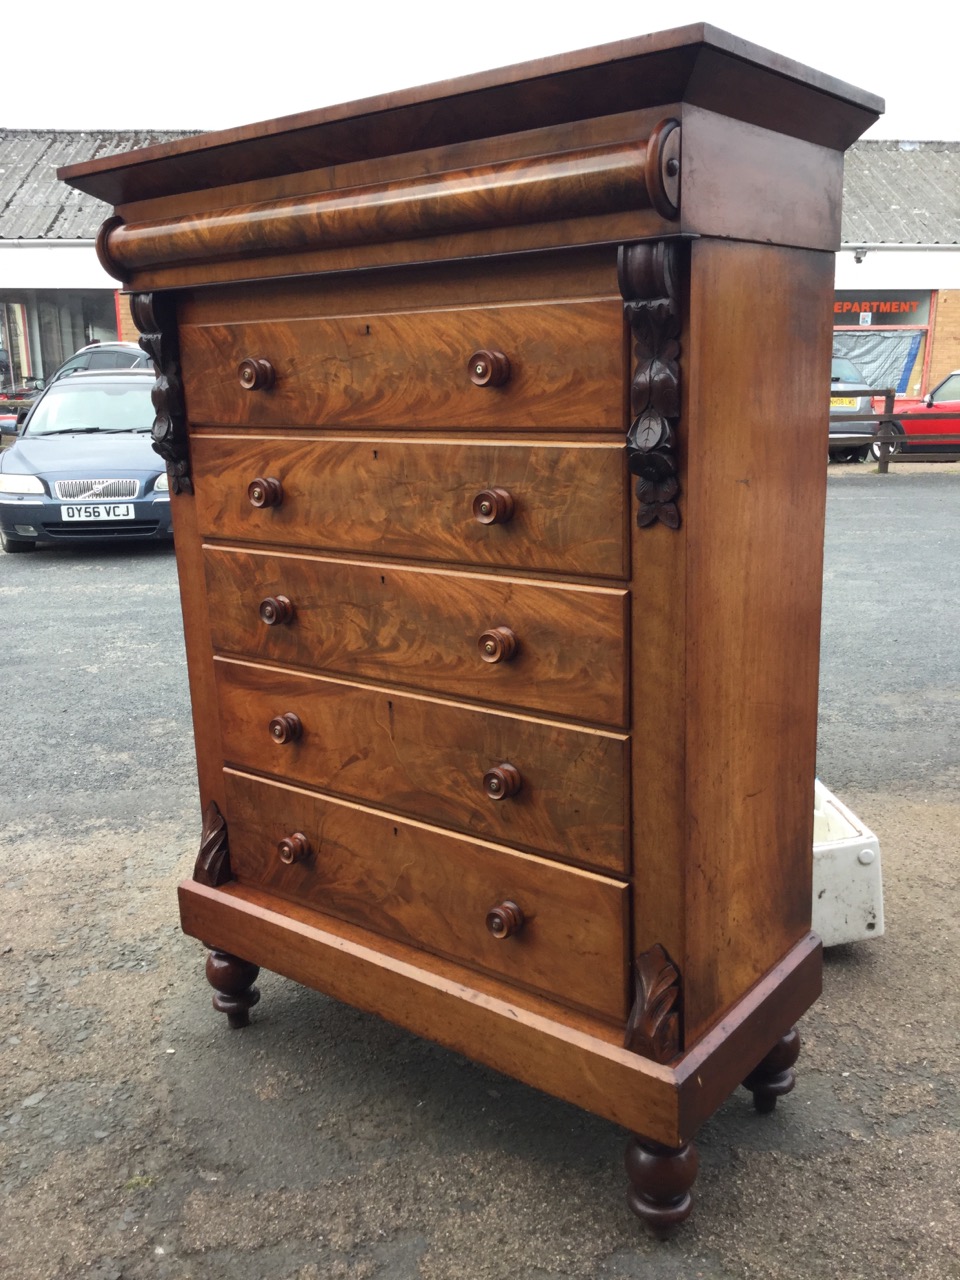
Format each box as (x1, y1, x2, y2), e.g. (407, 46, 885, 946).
(472, 488, 514, 525)
(486, 900, 524, 939)
(277, 832, 311, 865)
(259, 595, 294, 626)
(478, 626, 518, 664)
(248, 476, 283, 508)
(483, 762, 522, 800)
(238, 357, 275, 391)
(468, 349, 511, 387)
(268, 712, 302, 744)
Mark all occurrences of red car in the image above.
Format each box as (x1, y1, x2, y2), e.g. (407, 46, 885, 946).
(871, 370, 960, 457)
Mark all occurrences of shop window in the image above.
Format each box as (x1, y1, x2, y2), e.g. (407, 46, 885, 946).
(833, 329, 925, 394)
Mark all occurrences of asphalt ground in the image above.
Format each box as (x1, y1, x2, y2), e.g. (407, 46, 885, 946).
(1, 464, 958, 1280)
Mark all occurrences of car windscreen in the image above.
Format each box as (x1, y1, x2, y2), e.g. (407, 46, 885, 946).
(24, 382, 154, 437)
(831, 358, 863, 382)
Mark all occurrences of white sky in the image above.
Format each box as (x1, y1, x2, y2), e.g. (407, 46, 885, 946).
(4, 0, 959, 140)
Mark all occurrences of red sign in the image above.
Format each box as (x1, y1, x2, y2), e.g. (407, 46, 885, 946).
(834, 291, 931, 326)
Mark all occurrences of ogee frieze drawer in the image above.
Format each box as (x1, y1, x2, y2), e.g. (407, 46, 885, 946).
(215, 656, 629, 873)
(203, 546, 629, 726)
(178, 299, 625, 430)
(191, 434, 628, 578)
(223, 768, 630, 1022)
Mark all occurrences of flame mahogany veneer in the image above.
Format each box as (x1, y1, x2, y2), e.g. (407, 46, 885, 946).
(60, 25, 881, 1230)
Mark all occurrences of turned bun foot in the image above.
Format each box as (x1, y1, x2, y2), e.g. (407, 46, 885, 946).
(742, 1026, 801, 1113)
(205, 948, 261, 1029)
(625, 1137, 699, 1235)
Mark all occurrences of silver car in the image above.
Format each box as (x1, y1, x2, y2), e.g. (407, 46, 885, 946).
(829, 356, 874, 462)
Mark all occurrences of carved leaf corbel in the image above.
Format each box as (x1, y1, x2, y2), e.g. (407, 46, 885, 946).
(623, 943, 681, 1063)
(129, 290, 192, 494)
(193, 802, 232, 887)
(618, 241, 683, 529)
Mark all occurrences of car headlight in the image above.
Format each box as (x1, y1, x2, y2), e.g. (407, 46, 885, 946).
(0, 473, 44, 495)
(154, 472, 170, 493)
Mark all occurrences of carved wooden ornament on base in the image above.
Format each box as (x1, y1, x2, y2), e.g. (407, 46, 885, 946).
(193, 802, 231, 887)
(624, 943, 682, 1063)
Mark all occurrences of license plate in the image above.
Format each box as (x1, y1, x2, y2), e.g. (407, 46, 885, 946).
(60, 503, 135, 522)
(830, 397, 858, 408)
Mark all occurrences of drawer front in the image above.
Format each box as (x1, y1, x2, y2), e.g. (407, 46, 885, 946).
(224, 769, 630, 1021)
(179, 299, 625, 430)
(192, 435, 628, 578)
(215, 657, 629, 873)
(204, 547, 629, 726)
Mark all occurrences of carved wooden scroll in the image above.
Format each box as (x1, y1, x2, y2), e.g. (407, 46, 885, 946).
(129, 291, 191, 493)
(618, 240, 682, 530)
(193, 801, 232, 887)
(95, 124, 680, 279)
(624, 944, 681, 1063)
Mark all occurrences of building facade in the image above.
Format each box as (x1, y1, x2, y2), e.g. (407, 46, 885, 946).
(1, 131, 958, 397)
(834, 141, 960, 394)
(0, 130, 192, 393)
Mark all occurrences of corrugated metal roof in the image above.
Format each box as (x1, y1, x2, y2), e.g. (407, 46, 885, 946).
(841, 141, 960, 245)
(0, 129, 199, 240)
(1, 129, 958, 246)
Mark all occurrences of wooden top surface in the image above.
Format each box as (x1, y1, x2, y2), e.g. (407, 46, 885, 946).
(59, 24, 882, 205)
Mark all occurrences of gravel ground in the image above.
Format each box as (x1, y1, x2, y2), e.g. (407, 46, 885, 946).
(1, 466, 958, 1280)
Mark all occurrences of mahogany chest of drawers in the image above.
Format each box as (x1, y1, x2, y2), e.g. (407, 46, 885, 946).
(61, 26, 881, 1228)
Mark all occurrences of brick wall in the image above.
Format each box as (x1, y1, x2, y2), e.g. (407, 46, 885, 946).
(930, 291, 960, 388)
(116, 293, 140, 343)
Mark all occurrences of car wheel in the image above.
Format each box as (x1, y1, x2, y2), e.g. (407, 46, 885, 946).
(1, 532, 36, 552)
(871, 422, 904, 461)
